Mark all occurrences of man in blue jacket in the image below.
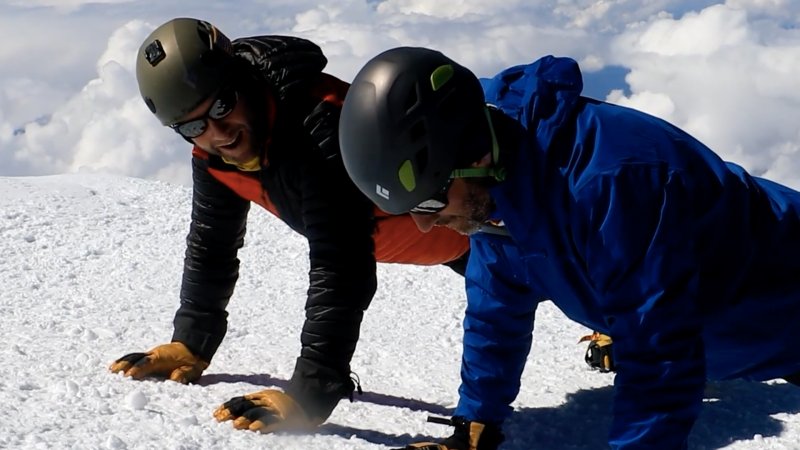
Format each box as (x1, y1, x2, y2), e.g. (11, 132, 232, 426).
(338, 46, 800, 450)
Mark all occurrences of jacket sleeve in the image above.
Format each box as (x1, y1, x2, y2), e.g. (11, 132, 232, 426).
(454, 233, 539, 424)
(281, 139, 378, 421)
(576, 165, 708, 450)
(171, 155, 250, 362)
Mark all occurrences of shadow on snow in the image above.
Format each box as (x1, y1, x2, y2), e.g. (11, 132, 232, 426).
(199, 373, 800, 449)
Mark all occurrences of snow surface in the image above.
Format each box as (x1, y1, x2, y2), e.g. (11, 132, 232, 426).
(1, 174, 799, 449)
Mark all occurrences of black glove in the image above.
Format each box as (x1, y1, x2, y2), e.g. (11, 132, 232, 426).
(579, 332, 615, 372)
(392, 416, 504, 450)
(303, 100, 341, 161)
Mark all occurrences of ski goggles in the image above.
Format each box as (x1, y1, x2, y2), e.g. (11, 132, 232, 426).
(409, 178, 454, 215)
(171, 86, 239, 139)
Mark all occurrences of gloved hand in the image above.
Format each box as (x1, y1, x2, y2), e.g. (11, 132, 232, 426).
(108, 342, 209, 383)
(213, 389, 322, 434)
(392, 416, 504, 450)
(579, 331, 615, 372)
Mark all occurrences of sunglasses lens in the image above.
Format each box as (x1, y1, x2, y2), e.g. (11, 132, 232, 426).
(410, 198, 447, 215)
(171, 87, 238, 139)
(209, 88, 238, 119)
(409, 178, 454, 215)
(176, 119, 207, 139)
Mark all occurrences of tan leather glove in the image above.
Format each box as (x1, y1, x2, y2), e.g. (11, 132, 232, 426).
(213, 389, 322, 434)
(108, 342, 209, 383)
(578, 331, 615, 373)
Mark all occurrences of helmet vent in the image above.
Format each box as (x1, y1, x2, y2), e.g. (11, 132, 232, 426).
(196, 21, 215, 49)
(414, 146, 429, 174)
(409, 120, 427, 142)
(403, 85, 420, 114)
(196, 21, 233, 55)
(144, 97, 156, 114)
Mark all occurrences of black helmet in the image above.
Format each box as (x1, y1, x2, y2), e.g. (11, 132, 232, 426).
(339, 47, 490, 214)
(136, 18, 235, 126)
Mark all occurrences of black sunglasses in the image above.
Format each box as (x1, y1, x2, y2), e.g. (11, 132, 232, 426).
(171, 86, 239, 139)
(409, 178, 454, 215)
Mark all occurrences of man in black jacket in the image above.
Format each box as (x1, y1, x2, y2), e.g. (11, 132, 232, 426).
(109, 18, 470, 433)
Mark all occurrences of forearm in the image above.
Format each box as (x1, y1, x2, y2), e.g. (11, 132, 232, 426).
(282, 111, 378, 419)
(455, 235, 538, 424)
(287, 190, 376, 419)
(286, 254, 377, 419)
(173, 157, 250, 361)
(171, 300, 229, 363)
(455, 293, 536, 423)
(174, 224, 244, 360)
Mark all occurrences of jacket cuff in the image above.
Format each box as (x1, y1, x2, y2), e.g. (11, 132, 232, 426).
(171, 327, 223, 363)
(285, 357, 355, 421)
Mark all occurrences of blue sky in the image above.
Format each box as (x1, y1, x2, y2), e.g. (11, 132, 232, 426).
(1, 0, 798, 187)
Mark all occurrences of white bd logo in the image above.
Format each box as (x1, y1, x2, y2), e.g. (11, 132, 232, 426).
(376, 184, 390, 200)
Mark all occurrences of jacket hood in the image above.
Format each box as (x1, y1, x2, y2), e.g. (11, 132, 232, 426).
(481, 55, 584, 152)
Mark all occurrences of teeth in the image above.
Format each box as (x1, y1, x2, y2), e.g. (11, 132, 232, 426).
(220, 132, 239, 147)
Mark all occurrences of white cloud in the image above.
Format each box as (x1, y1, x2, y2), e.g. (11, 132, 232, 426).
(726, 0, 799, 16)
(0, 1, 797, 190)
(375, 0, 517, 19)
(607, 88, 677, 119)
(628, 5, 751, 56)
(608, 2, 800, 186)
(0, 78, 69, 127)
(6, 0, 134, 7)
(2, 19, 190, 184)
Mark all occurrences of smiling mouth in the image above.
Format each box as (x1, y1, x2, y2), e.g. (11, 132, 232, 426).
(217, 131, 242, 151)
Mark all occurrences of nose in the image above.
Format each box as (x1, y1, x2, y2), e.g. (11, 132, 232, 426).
(205, 120, 238, 149)
(410, 213, 437, 232)
(206, 118, 228, 137)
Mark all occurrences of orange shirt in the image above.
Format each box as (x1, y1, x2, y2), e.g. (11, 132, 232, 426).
(193, 146, 469, 265)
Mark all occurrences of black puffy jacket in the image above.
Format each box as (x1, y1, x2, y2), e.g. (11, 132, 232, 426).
(171, 36, 376, 420)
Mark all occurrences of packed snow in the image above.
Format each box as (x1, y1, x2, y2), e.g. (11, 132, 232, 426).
(1, 174, 798, 449)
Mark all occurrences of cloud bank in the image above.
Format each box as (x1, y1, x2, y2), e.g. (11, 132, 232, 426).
(0, 1, 798, 187)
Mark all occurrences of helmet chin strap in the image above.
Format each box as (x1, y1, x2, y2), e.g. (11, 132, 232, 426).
(450, 106, 506, 182)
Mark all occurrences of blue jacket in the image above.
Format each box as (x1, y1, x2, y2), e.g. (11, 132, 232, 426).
(456, 56, 800, 449)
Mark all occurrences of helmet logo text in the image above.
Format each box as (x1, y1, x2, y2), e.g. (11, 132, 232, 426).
(376, 184, 390, 200)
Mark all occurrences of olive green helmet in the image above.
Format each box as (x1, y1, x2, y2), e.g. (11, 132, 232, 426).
(136, 18, 235, 126)
(339, 47, 489, 215)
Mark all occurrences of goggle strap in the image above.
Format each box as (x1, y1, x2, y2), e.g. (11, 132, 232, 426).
(451, 167, 502, 179)
(449, 107, 506, 181)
